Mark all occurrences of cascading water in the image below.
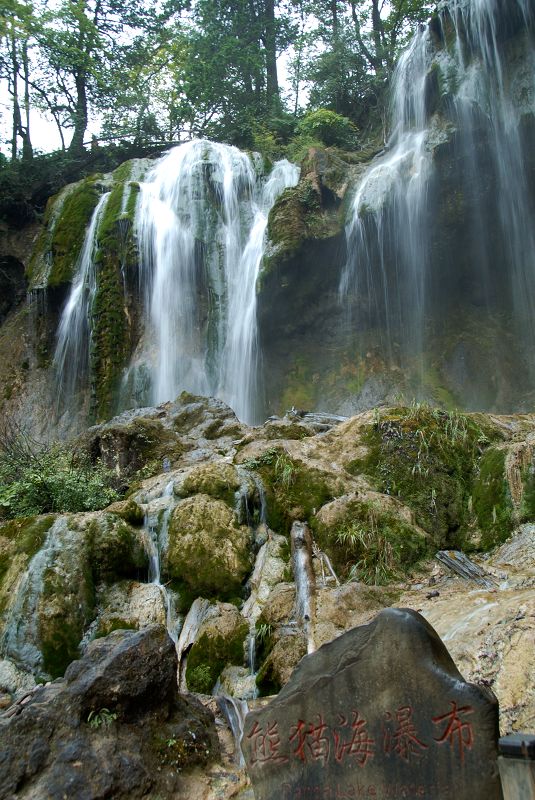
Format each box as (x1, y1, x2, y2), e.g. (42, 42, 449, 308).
(341, 0, 535, 396)
(341, 25, 432, 370)
(141, 479, 180, 644)
(133, 140, 299, 423)
(53, 193, 111, 408)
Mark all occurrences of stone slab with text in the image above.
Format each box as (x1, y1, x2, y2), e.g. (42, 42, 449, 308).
(241, 608, 503, 800)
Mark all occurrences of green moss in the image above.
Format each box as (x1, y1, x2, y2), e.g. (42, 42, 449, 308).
(41, 619, 82, 679)
(94, 618, 138, 638)
(279, 357, 317, 412)
(520, 462, 535, 519)
(39, 556, 96, 679)
(90, 182, 134, 422)
(348, 405, 497, 550)
(312, 499, 428, 583)
(472, 447, 513, 549)
(244, 447, 334, 534)
(185, 623, 248, 693)
(167, 496, 252, 600)
(47, 179, 101, 287)
(0, 515, 54, 558)
(88, 516, 148, 583)
(180, 463, 241, 506)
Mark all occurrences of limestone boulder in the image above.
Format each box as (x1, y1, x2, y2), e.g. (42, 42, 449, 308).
(168, 494, 251, 599)
(87, 513, 148, 583)
(185, 602, 248, 693)
(178, 461, 244, 506)
(0, 626, 219, 799)
(92, 580, 168, 639)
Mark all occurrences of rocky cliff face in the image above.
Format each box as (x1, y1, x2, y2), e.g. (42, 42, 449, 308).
(0, 396, 533, 798)
(0, 4, 534, 433)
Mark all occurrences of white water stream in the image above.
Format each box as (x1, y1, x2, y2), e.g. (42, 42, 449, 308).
(53, 193, 111, 407)
(134, 140, 299, 423)
(341, 0, 535, 378)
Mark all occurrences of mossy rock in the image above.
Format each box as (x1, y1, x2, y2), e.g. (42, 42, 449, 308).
(0, 516, 56, 614)
(105, 497, 145, 526)
(179, 463, 242, 506)
(242, 447, 335, 534)
(347, 405, 500, 550)
(88, 514, 148, 583)
(313, 494, 428, 583)
(256, 633, 307, 696)
(472, 446, 514, 549)
(167, 495, 251, 600)
(185, 604, 248, 693)
(38, 521, 96, 678)
(45, 179, 102, 287)
(90, 180, 138, 422)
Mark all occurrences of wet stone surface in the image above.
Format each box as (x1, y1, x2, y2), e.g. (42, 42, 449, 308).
(241, 608, 503, 800)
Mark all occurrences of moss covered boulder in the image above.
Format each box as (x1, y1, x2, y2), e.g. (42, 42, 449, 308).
(167, 494, 251, 600)
(88, 514, 148, 583)
(185, 602, 248, 693)
(178, 462, 243, 506)
(0, 516, 96, 679)
(313, 492, 428, 583)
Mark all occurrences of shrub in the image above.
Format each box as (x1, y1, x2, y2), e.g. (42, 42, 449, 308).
(296, 109, 358, 149)
(0, 419, 119, 518)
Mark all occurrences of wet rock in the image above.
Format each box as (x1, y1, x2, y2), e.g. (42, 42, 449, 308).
(178, 461, 244, 506)
(168, 494, 251, 599)
(92, 580, 167, 638)
(0, 625, 219, 800)
(185, 603, 249, 694)
(87, 514, 148, 583)
(255, 632, 307, 696)
(243, 609, 503, 800)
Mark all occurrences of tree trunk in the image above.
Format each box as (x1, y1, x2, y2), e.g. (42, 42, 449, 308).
(68, 70, 88, 155)
(21, 40, 33, 161)
(263, 0, 280, 110)
(10, 25, 19, 161)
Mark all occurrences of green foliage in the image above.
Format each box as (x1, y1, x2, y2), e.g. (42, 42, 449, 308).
(297, 109, 358, 149)
(315, 499, 427, 584)
(87, 708, 117, 729)
(349, 404, 502, 551)
(0, 420, 119, 519)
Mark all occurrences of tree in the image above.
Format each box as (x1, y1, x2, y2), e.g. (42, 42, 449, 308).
(0, 0, 35, 160)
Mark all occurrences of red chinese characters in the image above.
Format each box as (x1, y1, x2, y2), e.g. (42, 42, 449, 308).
(247, 720, 289, 765)
(432, 701, 474, 763)
(332, 711, 375, 767)
(383, 706, 428, 762)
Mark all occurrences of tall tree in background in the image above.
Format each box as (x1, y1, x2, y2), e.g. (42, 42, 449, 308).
(0, 0, 35, 160)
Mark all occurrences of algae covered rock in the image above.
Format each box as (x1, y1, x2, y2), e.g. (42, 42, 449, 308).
(93, 580, 167, 638)
(87, 513, 148, 583)
(178, 461, 243, 505)
(0, 516, 95, 679)
(313, 491, 428, 582)
(185, 602, 248, 693)
(168, 494, 251, 599)
(255, 631, 307, 695)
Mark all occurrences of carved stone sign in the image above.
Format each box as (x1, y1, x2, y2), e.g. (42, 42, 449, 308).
(242, 608, 503, 800)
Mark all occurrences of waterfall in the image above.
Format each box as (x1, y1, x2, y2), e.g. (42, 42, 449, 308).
(290, 521, 316, 654)
(341, 0, 535, 395)
(134, 140, 299, 423)
(53, 193, 111, 407)
(141, 479, 180, 644)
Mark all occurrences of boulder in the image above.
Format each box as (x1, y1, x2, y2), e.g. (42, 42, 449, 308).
(185, 602, 249, 694)
(0, 625, 219, 799)
(168, 494, 251, 599)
